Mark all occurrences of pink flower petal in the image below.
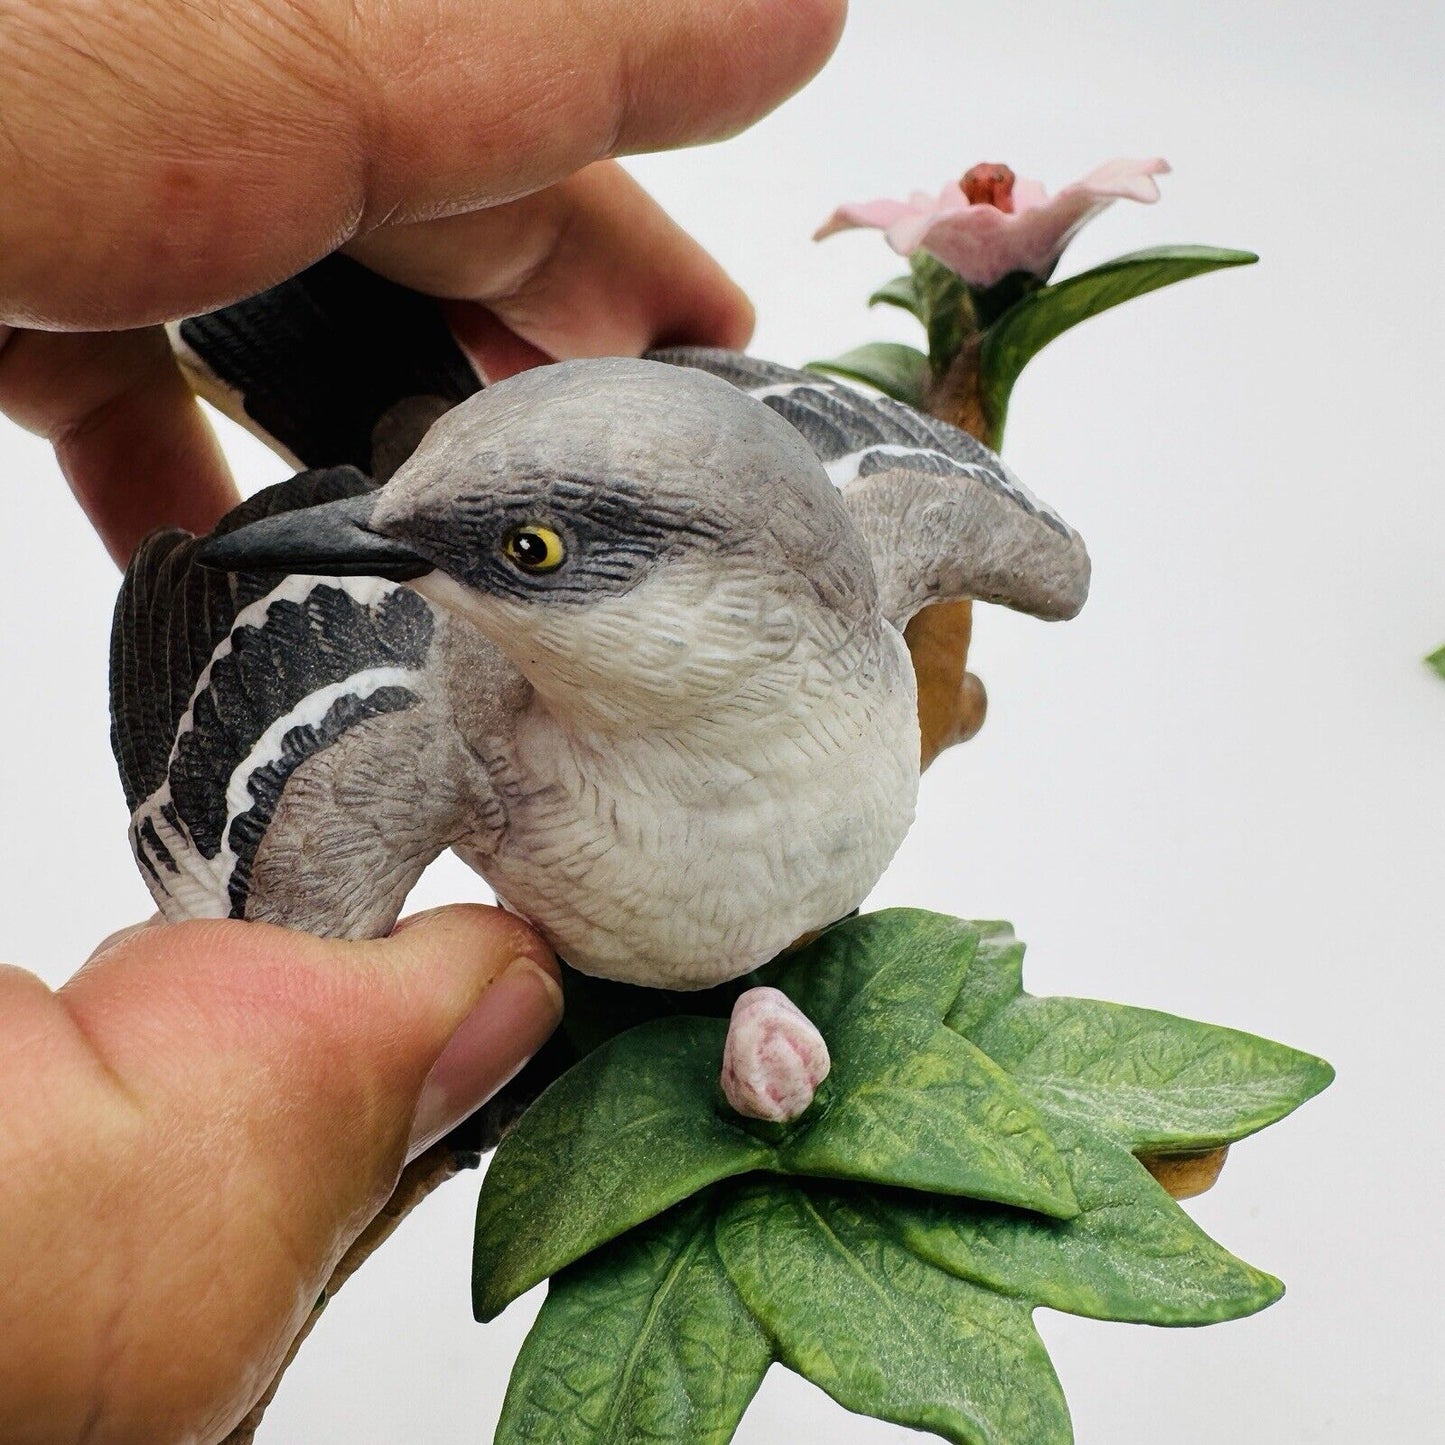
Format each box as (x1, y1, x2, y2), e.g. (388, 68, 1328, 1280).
(1071, 155, 1171, 204)
(813, 197, 916, 241)
(815, 156, 1170, 285)
(1008, 177, 1050, 215)
(908, 204, 1026, 286)
(886, 201, 968, 257)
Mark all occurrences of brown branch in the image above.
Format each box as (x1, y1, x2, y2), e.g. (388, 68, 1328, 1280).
(1138, 1146, 1230, 1201)
(905, 601, 987, 770)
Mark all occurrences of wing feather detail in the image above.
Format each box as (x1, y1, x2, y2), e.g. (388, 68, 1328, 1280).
(651, 347, 1090, 628)
(109, 467, 496, 932)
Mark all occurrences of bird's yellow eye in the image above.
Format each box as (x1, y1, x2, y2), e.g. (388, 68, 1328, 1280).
(502, 524, 566, 573)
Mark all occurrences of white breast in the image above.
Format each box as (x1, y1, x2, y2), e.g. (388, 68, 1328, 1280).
(463, 623, 920, 988)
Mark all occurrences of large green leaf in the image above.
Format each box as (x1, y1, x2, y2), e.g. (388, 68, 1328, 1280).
(807, 343, 930, 407)
(767, 909, 984, 1029)
(933, 914, 1333, 1151)
(1427, 644, 1445, 680)
(498, 1196, 772, 1445)
(887, 1109, 1281, 1326)
(967, 994, 1334, 1153)
(978, 245, 1258, 432)
(716, 1178, 1071, 1445)
(474, 1018, 771, 1320)
(770, 912, 1077, 1215)
(480, 908, 1333, 1445)
(781, 1022, 1077, 1216)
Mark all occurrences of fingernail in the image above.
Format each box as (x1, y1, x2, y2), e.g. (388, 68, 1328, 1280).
(406, 957, 563, 1161)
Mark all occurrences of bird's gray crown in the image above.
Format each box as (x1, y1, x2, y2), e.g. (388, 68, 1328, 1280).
(371, 358, 871, 607)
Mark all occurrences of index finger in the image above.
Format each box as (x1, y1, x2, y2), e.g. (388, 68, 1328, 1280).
(0, 0, 848, 329)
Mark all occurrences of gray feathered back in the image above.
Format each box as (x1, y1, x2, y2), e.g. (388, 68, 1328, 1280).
(653, 349, 1090, 629)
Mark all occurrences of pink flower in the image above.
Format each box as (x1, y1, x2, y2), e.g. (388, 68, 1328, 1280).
(721, 987, 831, 1123)
(815, 157, 1171, 287)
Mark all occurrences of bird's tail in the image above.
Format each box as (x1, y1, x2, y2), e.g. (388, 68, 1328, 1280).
(170, 254, 483, 480)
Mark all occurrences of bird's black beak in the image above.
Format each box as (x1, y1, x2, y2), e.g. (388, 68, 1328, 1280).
(197, 493, 430, 581)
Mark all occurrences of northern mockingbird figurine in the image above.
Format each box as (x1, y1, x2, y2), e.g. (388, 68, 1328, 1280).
(112, 259, 1089, 1120)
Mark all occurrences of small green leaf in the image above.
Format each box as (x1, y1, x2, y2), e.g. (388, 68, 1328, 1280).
(473, 1018, 772, 1320)
(716, 1179, 1071, 1445)
(910, 250, 976, 374)
(498, 1196, 771, 1445)
(943, 921, 1026, 1037)
(887, 1109, 1282, 1326)
(1427, 644, 1445, 680)
(979, 245, 1258, 432)
(808, 343, 930, 407)
(968, 995, 1334, 1153)
(868, 273, 923, 319)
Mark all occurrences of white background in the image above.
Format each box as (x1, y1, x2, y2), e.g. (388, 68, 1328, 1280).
(2, 0, 1440, 1439)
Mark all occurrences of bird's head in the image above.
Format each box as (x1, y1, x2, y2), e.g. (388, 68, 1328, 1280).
(201, 359, 876, 727)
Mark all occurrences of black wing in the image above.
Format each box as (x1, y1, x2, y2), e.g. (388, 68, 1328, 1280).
(173, 254, 482, 478)
(110, 466, 383, 811)
(111, 468, 454, 928)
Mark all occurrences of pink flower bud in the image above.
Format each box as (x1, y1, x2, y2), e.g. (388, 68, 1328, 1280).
(721, 987, 831, 1123)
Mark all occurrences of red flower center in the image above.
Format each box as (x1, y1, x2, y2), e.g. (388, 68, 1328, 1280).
(961, 163, 1016, 212)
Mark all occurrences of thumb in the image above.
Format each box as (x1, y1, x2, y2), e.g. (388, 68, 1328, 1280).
(1, 905, 560, 1444)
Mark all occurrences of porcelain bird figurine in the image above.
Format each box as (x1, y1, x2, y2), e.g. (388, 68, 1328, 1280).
(111, 260, 1089, 1117)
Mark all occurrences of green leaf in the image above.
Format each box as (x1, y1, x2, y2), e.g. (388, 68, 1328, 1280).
(887, 1109, 1281, 1326)
(783, 1023, 1077, 1215)
(868, 273, 923, 319)
(484, 908, 1333, 1444)
(979, 245, 1258, 431)
(928, 912, 1332, 1152)
(771, 913, 1078, 1216)
(968, 995, 1334, 1153)
(716, 1178, 1071, 1445)
(943, 921, 1026, 1038)
(498, 1196, 771, 1445)
(473, 1018, 772, 1320)
(767, 909, 984, 1029)
(1427, 644, 1445, 680)
(808, 343, 930, 407)
(476, 911, 1083, 1321)
(910, 250, 976, 374)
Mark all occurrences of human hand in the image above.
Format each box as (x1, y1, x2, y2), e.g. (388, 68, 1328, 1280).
(0, 0, 847, 563)
(0, 7, 845, 1436)
(0, 906, 562, 1444)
